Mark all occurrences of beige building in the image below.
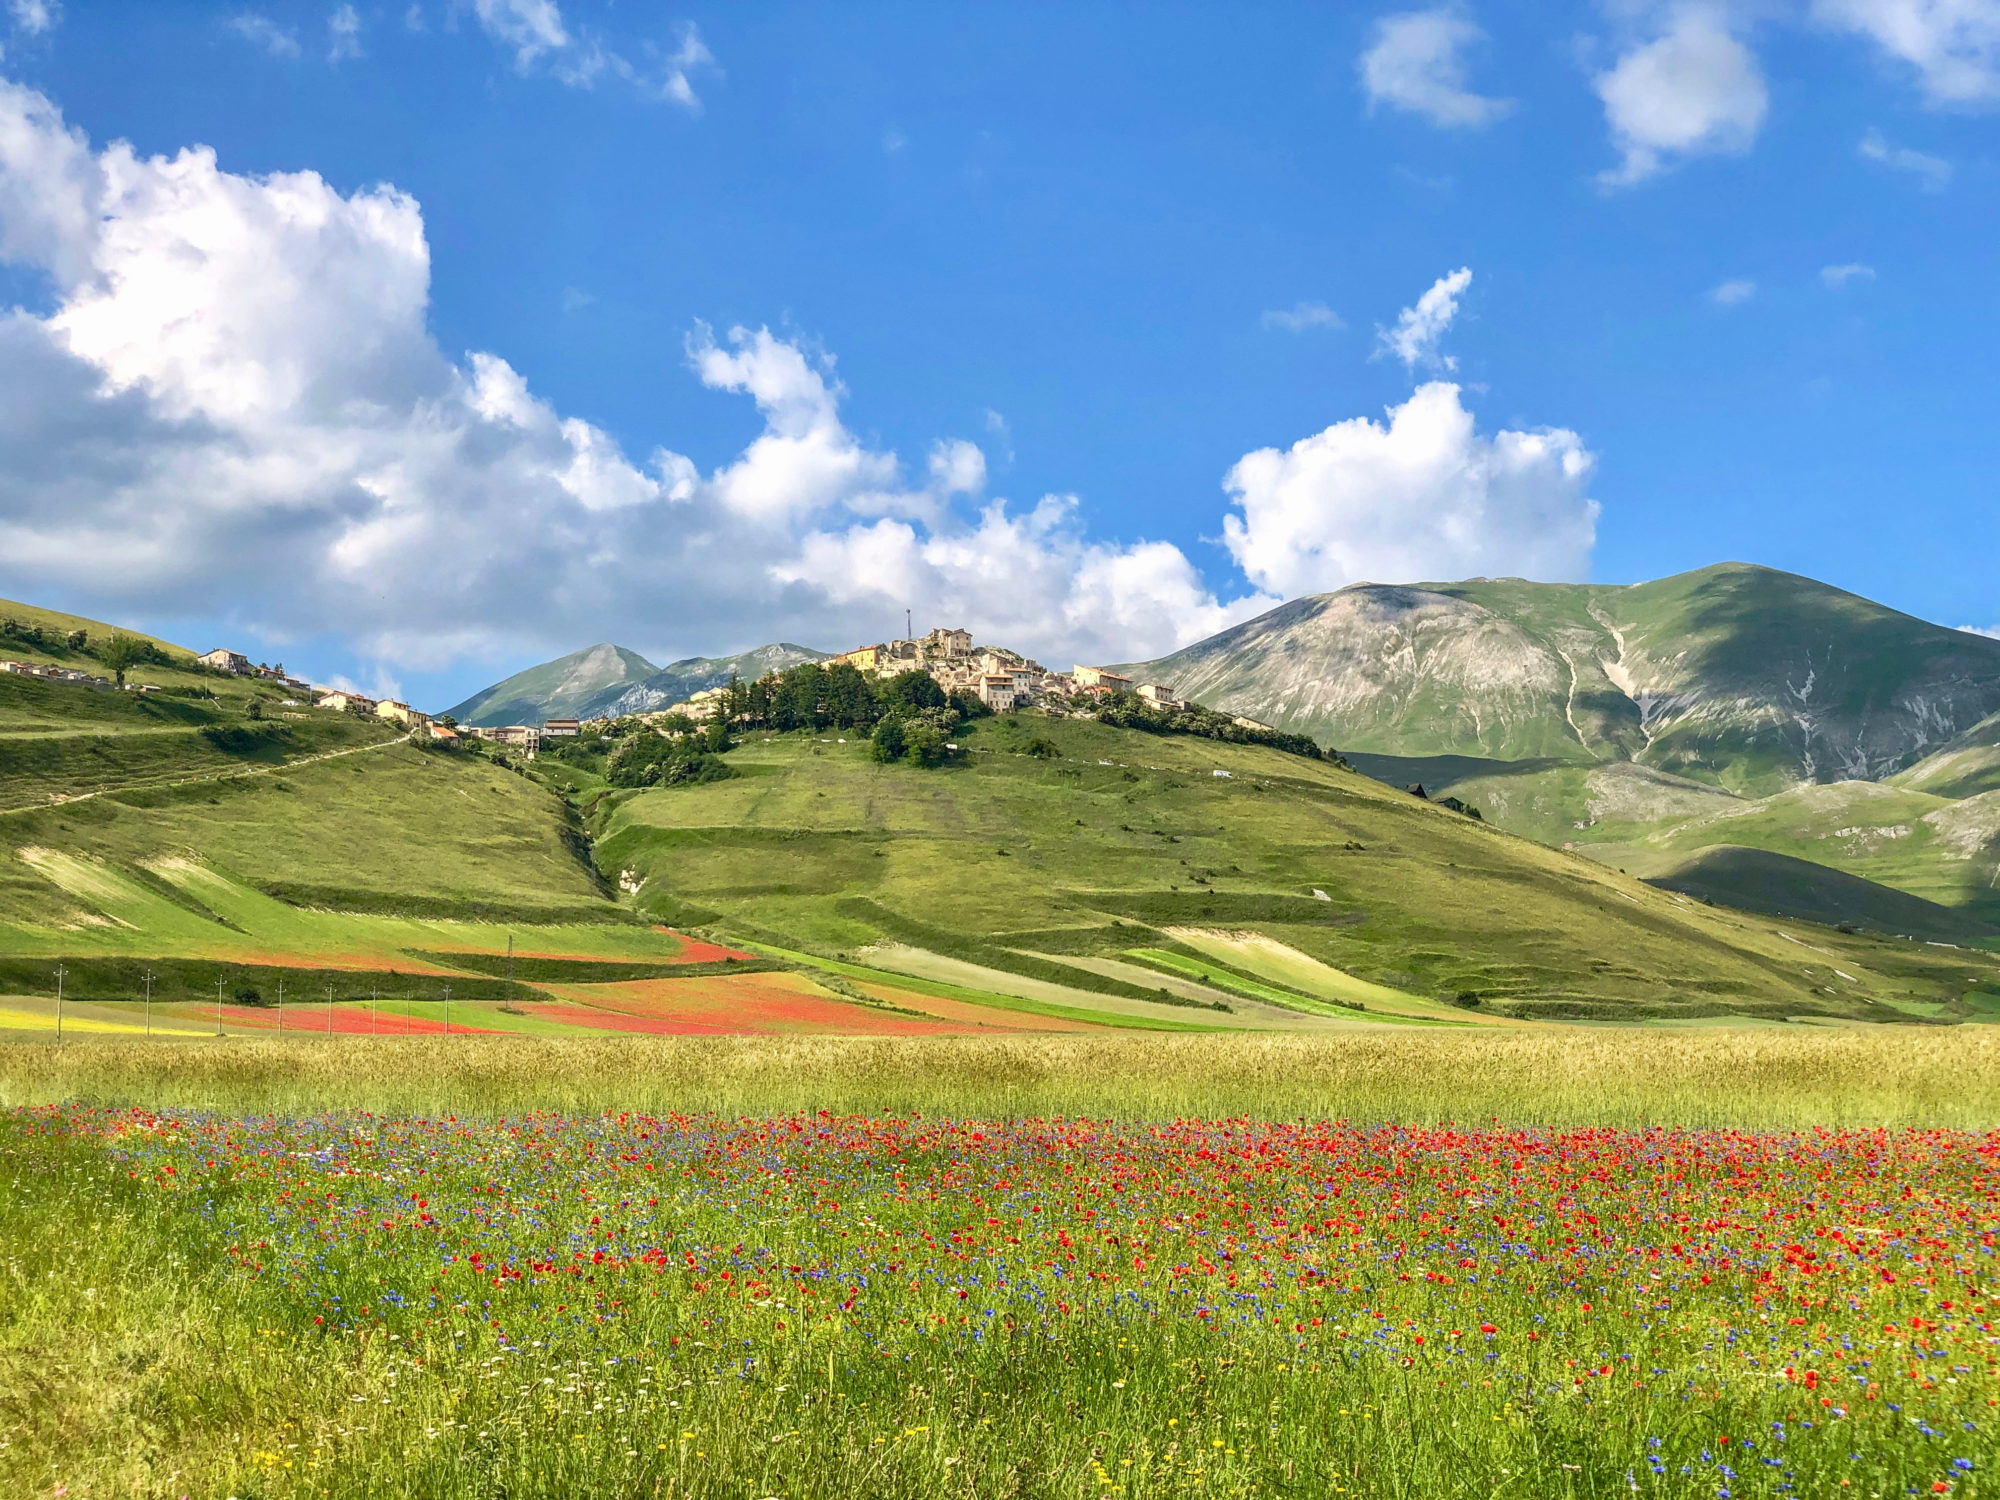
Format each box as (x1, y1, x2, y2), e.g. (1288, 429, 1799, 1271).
(543, 718, 581, 736)
(829, 644, 886, 672)
(921, 627, 973, 658)
(1136, 683, 1188, 710)
(374, 699, 431, 729)
(199, 648, 253, 675)
(316, 691, 376, 714)
(469, 724, 542, 754)
(1071, 665, 1132, 692)
(976, 674, 1017, 712)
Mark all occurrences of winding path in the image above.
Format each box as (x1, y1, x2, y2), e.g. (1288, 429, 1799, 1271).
(0, 729, 413, 816)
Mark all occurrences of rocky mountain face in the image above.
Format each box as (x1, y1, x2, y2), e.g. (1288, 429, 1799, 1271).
(1126, 565, 2000, 796)
(449, 642, 830, 726)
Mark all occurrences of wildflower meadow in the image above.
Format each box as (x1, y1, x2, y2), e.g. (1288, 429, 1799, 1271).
(4, 1047, 1997, 1498)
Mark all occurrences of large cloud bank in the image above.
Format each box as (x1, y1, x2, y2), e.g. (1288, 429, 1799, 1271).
(0, 85, 1598, 673)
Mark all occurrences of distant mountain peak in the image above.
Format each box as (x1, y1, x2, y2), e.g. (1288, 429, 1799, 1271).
(445, 643, 657, 727)
(446, 641, 830, 726)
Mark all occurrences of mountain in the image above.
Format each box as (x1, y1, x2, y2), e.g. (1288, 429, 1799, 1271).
(597, 644, 830, 718)
(1124, 564, 2000, 797)
(448, 643, 831, 726)
(1891, 710, 2000, 800)
(446, 643, 658, 727)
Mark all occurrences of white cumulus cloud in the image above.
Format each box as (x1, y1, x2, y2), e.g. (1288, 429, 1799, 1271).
(1859, 127, 1955, 187)
(1595, 11, 1768, 185)
(1814, 0, 2000, 105)
(1376, 267, 1472, 370)
(1821, 262, 1876, 288)
(0, 82, 1269, 677)
(1359, 7, 1513, 128)
(1961, 623, 2000, 640)
(1220, 381, 1599, 600)
(1708, 278, 1757, 305)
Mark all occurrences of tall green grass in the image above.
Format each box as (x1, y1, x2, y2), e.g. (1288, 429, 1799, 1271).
(5, 1028, 1998, 1126)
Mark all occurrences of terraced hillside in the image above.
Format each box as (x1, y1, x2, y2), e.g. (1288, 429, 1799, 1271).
(589, 714, 1997, 1024)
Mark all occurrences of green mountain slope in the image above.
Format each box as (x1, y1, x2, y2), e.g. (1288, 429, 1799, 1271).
(590, 713, 1996, 1022)
(1891, 710, 2000, 799)
(445, 643, 659, 726)
(1125, 564, 2000, 796)
(1645, 846, 1997, 945)
(597, 644, 831, 719)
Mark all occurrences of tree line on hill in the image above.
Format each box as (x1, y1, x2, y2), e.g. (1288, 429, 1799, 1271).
(1, 617, 178, 687)
(1094, 693, 1341, 764)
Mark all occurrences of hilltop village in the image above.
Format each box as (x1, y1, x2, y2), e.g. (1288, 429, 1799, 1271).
(462, 626, 1276, 752)
(10, 619, 1286, 761)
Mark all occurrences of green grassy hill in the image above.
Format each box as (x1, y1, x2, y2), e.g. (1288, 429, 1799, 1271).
(3, 595, 1994, 1033)
(1892, 711, 2000, 799)
(588, 713, 1996, 1023)
(1645, 845, 1998, 945)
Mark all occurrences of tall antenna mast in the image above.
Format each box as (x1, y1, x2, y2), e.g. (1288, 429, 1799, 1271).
(906, 608, 912, 640)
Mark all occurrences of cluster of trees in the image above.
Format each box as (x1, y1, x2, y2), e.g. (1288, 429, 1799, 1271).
(539, 712, 737, 789)
(868, 707, 962, 767)
(0, 618, 177, 689)
(1093, 691, 1338, 763)
(711, 662, 990, 735)
(721, 662, 986, 767)
(0, 617, 88, 653)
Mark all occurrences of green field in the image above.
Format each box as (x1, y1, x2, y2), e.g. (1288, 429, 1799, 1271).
(592, 716, 1999, 1024)
(4, 1033, 1999, 1500)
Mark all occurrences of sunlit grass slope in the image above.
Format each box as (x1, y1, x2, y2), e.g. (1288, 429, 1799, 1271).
(0, 594, 403, 811)
(592, 715, 1998, 1023)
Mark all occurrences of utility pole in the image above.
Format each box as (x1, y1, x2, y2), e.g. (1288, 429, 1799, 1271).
(442, 984, 451, 1038)
(53, 964, 65, 1042)
(327, 981, 334, 1037)
(142, 969, 154, 1037)
(502, 933, 517, 1014)
(215, 975, 225, 1037)
(371, 983, 378, 1037)
(277, 974, 284, 1035)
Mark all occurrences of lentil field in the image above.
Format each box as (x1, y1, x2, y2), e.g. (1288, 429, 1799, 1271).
(3, 1035, 1998, 1499)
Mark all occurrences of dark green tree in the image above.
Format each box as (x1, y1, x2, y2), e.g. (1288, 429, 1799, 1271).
(98, 633, 152, 688)
(869, 716, 906, 762)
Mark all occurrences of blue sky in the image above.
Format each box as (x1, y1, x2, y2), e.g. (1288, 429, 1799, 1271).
(0, 0, 1993, 708)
